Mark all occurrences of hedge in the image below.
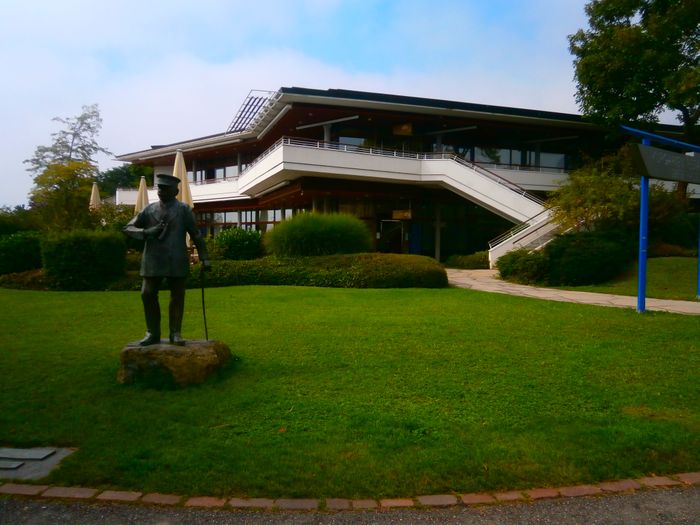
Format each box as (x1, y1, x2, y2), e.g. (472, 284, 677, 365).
(41, 230, 126, 290)
(496, 249, 549, 285)
(545, 230, 634, 286)
(496, 229, 635, 286)
(185, 253, 448, 289)
(210, 227, 264, 260)
(0, 231, 42, 275)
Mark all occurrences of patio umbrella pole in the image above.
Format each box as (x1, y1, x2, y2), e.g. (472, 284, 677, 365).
(201, 267, 209, 341)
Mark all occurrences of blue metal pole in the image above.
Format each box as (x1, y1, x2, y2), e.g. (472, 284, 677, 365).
(637, 138, 651, 313)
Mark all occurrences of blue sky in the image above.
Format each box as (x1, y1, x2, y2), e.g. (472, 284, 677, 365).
(0, 0, 605, 206)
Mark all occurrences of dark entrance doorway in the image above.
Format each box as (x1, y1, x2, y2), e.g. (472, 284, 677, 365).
(379, 220, 404, 253)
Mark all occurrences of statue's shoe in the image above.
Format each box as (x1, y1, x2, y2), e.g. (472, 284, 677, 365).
(170, 333, 186, 346)
(138, 333, 161, 346)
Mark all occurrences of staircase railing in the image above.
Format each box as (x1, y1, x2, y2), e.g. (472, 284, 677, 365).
(230, 136, 544, 202)
(488, 208, 552, 249)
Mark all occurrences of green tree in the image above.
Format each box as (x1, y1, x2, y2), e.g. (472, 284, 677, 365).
(569, 0, 700, 134)
(29, 161, 97, 231)
(569, 0, 699, 140)
(24, 104, 112, 175)
(547, 150, 638, 232)
(90, 202, 136, 233)
(96, 164, 154, 197)
(547, 147, 687, 238)
(0, 205, 39, 235)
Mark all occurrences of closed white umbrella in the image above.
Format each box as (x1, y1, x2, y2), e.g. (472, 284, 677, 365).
(173, 149, 195, 251)
(134, 176, 149, 215)
(89, 181, 101, 210)
(173, 149, 193, 208)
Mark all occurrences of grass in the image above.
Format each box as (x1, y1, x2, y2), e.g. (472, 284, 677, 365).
(1, 285, 699, 499)
(555, 257, 699, 301)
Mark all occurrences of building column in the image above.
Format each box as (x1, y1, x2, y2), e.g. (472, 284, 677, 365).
(434, 205, 444, 261)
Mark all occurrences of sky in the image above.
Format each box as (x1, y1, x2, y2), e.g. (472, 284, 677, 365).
(0, 0, 630, 207)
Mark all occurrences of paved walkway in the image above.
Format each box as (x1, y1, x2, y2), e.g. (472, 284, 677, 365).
(447, 269, 700, 315)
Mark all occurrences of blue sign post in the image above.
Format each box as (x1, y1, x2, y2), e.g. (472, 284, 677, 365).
(621, 126, 700, 313)
(637, 138, 650, 312)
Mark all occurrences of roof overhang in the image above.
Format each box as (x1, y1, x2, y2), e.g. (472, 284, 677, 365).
(117, 86, 605, 164)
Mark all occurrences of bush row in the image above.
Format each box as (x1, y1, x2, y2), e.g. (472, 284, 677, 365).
(189, 254, 447, 289)
(497, 229, 636, 286)
(444, 251, 490, 269)
(41, 230, 127, 290)
(0, 231, 42, 274)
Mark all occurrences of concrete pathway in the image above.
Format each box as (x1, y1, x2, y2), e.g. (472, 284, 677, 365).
(447, 269, 700, 316)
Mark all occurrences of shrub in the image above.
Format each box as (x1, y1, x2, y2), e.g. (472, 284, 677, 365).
(41, 230, 126, 290)
(496, 249, 549, 284)
(187, 253, 448, 289)
(545, 230, 634, 286)
(211, 227, 264, 260)
(649, 242, 696, 258)
(0, 269, 51, 290)
(264, 213, 372, 257)
(0, 231, 42, 275)
(445, 251, 489, 269)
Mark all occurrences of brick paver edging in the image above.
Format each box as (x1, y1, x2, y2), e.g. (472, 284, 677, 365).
(1, 473, 698, 512)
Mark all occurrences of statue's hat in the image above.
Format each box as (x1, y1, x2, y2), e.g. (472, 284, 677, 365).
(155, 174, 181, 187)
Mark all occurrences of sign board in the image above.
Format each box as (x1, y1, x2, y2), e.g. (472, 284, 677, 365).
(632, 144, 700, 184)
(392, 209, 412, 220)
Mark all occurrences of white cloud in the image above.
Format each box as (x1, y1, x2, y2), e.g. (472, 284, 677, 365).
(0, 0, 681, 207)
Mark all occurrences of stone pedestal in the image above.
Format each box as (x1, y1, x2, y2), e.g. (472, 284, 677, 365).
(118, 340, 232, 386)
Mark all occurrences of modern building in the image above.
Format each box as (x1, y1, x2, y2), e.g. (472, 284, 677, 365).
(116, 87, 691, 264)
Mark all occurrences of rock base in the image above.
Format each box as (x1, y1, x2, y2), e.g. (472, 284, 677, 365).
(118, 339, 232, 386)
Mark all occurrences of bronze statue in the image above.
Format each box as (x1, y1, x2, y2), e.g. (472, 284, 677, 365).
(124, 174, 210, 346)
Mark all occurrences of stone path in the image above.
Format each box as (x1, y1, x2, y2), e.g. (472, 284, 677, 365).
(447, 269, 700, 315)
(1, 473, 699, 512)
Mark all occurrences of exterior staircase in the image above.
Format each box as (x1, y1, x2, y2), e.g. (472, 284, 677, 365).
(197, 137, 559, 262)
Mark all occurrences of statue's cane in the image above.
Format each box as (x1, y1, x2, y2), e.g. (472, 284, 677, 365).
(201, 265, 209, 341)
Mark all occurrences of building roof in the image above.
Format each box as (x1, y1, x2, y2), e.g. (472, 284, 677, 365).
(116, 87, 598, 164)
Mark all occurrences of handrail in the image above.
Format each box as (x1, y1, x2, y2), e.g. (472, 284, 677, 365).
(219, 136, 544, 204)
(488, 208, 552, 248)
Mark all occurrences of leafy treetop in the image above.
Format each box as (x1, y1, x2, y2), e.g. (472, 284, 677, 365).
(569, 0, 699, 140)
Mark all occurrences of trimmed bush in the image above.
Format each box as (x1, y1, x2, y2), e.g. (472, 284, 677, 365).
(445, 251, 489, 269)
(545, 230, 633, 286)
(0, 231, 42, 275)
(264, 213, 372, 257)
(211, 227, 264, 260)
(186, 253, 448, 289)
(496, 249, 549, 284)
(41, 230, 126, 290)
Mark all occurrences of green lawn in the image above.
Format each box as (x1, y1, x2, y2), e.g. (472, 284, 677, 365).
(556, 256, 699, 301)
(1, 285, 699, 499)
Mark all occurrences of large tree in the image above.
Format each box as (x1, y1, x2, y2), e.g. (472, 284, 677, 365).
(25, 104, 113, 230)
(24, 104, 112, 175)
(569, 0, 699, 141)
(28, 161, 97, 231)
(96, 164, 154, 197)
